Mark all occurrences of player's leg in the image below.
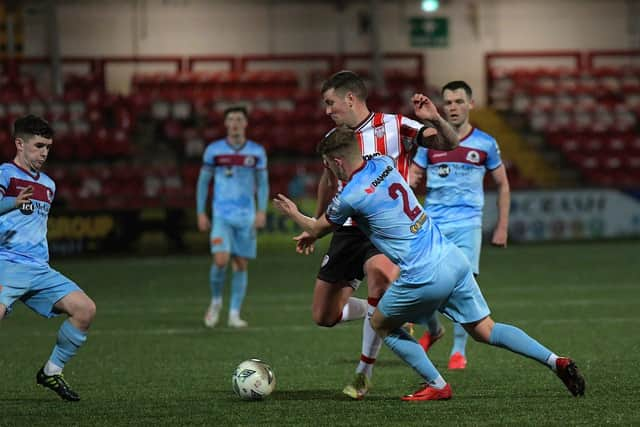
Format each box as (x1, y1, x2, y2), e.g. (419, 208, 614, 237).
(227, 223, 258, 327)
(205, 219, 231, 327)
(311, 278, 356, 326)
(22, 266, 95, 401)
(443, 255, 585, 397)
(228, 256, 249, 327)
(350, 254, 395, 388)
(463, 316, 585, 396)
(0, 303, 6, 319)
(446, 226, 481, 369)
(371, 281, 453, 401)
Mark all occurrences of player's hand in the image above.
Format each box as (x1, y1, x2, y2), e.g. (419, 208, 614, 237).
(15, 185, 33, 207)
(412, 93, 441, 122)
(491, 227, 508, 248)
(272, 194, 299, 217)
(197, 213, 211, 232)
(254, 211, 266, 230)
(293, 231, 316, 255)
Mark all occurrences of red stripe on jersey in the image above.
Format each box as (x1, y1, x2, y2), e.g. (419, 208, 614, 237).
(356, 131, 365, 156)
(5, 178, 53, 203)
(396, 115, 409, 180)
(213, 154, 258, 167)
(373, 113, 387, 155)
(428, 146, 488, 166)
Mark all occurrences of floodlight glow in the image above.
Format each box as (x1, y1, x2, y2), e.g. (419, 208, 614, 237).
(421, 0, 439, 13)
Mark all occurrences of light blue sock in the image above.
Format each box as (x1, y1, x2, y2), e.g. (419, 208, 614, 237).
(425, 313, 442, 335)
(383, 327, 441, 383)
(489, 322, 553, 365)
(209, 264, 226, 299)
(230, 270, 248, 313)
(451, 322, 469, 356)
(49, 320, 87, 369)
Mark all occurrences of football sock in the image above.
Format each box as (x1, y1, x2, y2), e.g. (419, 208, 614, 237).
(488, 322, 553, 365)
(356, 298, 383, 378)
(340, 297, 367, 322)
(230, 270, 248, 313)
(546, 353, 559, 371)
(451, 322, 468, 356)
(209, 264, 226, 299)
(48, 320, 88, 371)
(383, 326, 441, 384)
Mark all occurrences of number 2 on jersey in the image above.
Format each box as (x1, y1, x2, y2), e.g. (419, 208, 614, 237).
(388, 183, 421, 220)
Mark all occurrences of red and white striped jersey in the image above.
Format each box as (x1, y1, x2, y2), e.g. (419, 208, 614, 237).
(330, 111, 423, 226)
(352, 112, 423, 181)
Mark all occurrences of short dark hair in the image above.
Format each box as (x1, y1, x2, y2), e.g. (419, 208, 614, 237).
(13, 115, 54, 141)
(317, 126, 359, 157)
(320, 70, 368, 100)
(442, 80, 473, 99)
(223, 106, 249, 120)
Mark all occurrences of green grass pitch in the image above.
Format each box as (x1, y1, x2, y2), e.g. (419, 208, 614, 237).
(1, 241, 639, 426)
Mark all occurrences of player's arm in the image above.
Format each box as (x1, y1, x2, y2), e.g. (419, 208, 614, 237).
(409, 163, 425, 190)
(196, 166, 214, 231)
(412, 93, 459, 151)
(0, 185, 33, 215)
(273, 193, 335, 239)
(314, 167, 338, 218)
(254, 168, 269, 229)
(490, 164, 510, 247)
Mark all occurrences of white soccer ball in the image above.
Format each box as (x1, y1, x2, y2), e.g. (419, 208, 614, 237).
(232, 359, 276, 400)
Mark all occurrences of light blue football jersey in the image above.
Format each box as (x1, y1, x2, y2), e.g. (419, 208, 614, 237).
(413, 128, 502, 228)
(326, 156, 454, 285)
(0, 162, 55, 266)
(201, 139, 268, 225)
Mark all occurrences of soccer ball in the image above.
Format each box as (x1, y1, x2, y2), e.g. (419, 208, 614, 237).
(232, 359, 276, 400)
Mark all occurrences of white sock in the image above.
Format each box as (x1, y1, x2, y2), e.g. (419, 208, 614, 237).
(428, 375, 447, 389)
(340, 297, 367, 322)
(211, 297, 222, 307)
(44, 360, 63, 376)
(229, 309, 240, 320)
(546, 353, 559, 371)
(355, 302, 383, 378)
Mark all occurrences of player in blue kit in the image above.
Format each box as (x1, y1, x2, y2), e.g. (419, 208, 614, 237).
(196, 106, 269, 328)
(410, 80, 511, 369)
(274, 127, 585, 401)
(0, 115, 97, 401)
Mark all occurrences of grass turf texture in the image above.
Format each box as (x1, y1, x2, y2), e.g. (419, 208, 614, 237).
(1, 241, 638, 426)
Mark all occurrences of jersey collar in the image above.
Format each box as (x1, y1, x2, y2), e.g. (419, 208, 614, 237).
(12, 161, 40, 180)
(352, 112, 374, 132)
(459, 126, 475, 143)
(225, 139, 247, 152)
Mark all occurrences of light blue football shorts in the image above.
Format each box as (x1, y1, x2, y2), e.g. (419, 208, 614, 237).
(0, 260, 82, 318)
(440, 225, 482, 275)
(377, 245, 490, 325)
(210, 218, 257, 259)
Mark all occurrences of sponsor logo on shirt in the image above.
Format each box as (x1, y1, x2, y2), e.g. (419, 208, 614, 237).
(362, 152, 381, 161)
(19, 201, 35, 215)
(211, 237, 224, 246)
(410, 213, 428, 234)
(365, 165, 393, 194)
(437, 164, 450, 177)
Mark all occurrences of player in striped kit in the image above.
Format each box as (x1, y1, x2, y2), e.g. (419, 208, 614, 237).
(410, 81, 511, 370)
(274, 127, 585, 400)
(0, 115, 97, 401)
(197, 106, 269, 328)
(294, 70, 458, 399)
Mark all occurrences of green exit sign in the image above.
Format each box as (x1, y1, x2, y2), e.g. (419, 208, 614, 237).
(409, 17, 449, 48)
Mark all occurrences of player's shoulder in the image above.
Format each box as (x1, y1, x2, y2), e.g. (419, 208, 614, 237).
(205, 138, 226, 150)
(246, 139, 267, 152)
(39, 170, 55, 186)
(469, 128, 498, 146)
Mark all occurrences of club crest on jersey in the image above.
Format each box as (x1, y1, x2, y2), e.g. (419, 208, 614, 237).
(374, 125, 385, 139)
(243, 156, 256, 167)
(438, 164, 450, 177)
(466, 150, 481, 164)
